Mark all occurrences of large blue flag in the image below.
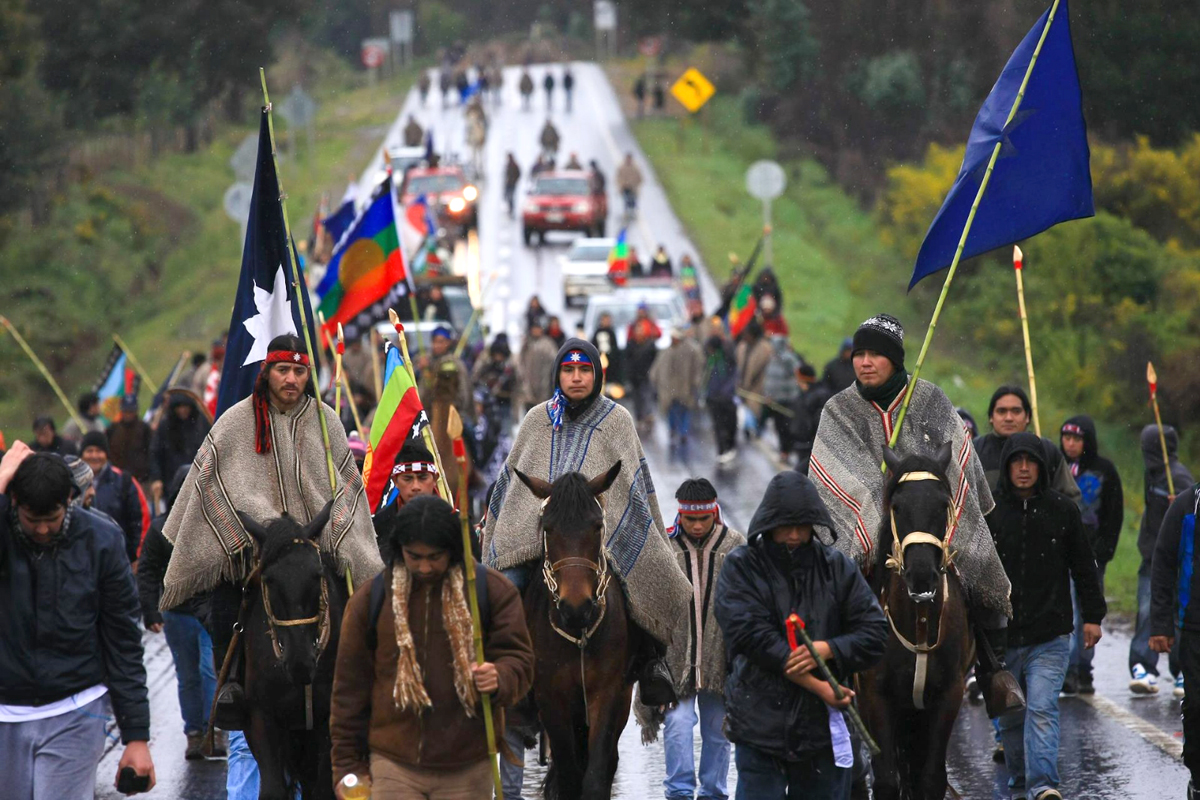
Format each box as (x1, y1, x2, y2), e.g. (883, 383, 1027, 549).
(909, 0, 1094, 289)
(216, 109, 320, 418)
(322, 181, 357, 244)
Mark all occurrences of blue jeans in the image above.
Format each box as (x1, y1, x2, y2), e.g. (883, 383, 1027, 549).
(1069, 562, 1106, 678)
(162, 611, 216, 734)
(999, 635, 1071, 798)
(734, 743, 850, 800)
(663, 691, 730, 799)
(1130, 561, 1180, 678)
(227, 731, 259, 800)
(500, 726, 528, 800)
(667, 402, 693, 442)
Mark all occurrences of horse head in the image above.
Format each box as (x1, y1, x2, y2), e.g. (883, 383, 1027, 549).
(516, 461, 622, 633)
(881, 444, 954, 604)
(237, 501, 333, 686)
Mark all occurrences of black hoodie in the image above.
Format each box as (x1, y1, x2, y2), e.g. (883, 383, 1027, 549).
(1138, 424, 1194, 565)
(137, 465, 206, 623)
(1060, 415, 1124, 564)
(551, 338, 605, 421)
(988, 433, 1106, 648)
(715, 471, 887, 761)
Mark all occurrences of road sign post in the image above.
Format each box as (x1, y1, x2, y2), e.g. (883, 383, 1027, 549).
(670, 68, 716, 153)
(277, 85, 317, 163)
(594, 1, 617, 60)
(390, 11, 414, 68)
(745, 160, 787, 267)
(361, 38, 389, 83)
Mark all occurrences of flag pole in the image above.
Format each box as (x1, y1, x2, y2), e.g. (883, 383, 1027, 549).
(112, 334, 160, 396)
(1012, 246, 1041, 437)
(390, 308, 452, 500)
(0, 315, 87, 430)
(885, 0, 1063, 464)
(260, 68, 338, 494)
(335, 324, 346, 417)
(369, 327, 384, 400)
(1147, 362, 1177, 498)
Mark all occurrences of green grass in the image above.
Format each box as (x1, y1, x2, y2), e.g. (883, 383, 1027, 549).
(630, 90, 1148, 617)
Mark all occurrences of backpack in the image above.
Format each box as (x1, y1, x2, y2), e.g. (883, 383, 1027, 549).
(365, 561, 491, 651)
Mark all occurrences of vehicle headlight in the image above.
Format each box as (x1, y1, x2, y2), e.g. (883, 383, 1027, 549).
(523, 201, 540, 214)
(462, 185, 478, 202)
(572, 200, 590, 213)
(448, 197, 467, 213)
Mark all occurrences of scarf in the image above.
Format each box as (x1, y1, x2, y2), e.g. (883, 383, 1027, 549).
(856, 368, 909, 407)
(390, 563, 479, 717)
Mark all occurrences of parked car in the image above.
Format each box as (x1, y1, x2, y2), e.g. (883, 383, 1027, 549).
(560, 237, 616, 307)
(581, 286, 687, 350)
(521, 170, 607, 245)
(399, 166, 478, 231)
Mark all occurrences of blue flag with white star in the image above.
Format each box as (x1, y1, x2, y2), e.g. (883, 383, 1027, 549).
(909, 0, 1093, 289)
(216, 109, 321, 419)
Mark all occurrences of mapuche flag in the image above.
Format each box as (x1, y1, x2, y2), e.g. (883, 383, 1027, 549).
(216, 108, 321, 419)
(909, 0, 1093, 289)
(362, 341, 429, 512)
(607, 228, 629, 284)
(316, 177, 411, 341)
(95, 343, 140, 422)
(727, 283, 756, 338)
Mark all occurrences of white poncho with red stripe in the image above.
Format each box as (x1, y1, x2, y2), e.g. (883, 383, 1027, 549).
(810, 378, 1012, 616)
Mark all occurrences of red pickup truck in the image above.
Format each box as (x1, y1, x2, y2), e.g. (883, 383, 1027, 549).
(521, 170, 607, 245)
(398, 166, 478, 232)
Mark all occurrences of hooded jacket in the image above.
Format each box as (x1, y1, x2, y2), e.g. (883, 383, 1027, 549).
(1151, 483, 1200, 635)
(715, 472, 887, 761)
(973, 431, 1081, 507)
(988, 433, 1106, 648)
(763, 336, 801, 404)
(1060, 415, 1124, 564)
(148, 391, 210, 484)
(550, 338, 605, 417)
(1139, 424, 1193, 565)
(138, 466, 206, 624)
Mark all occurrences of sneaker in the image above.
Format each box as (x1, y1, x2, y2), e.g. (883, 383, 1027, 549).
(1130, 665, 1159, 695)
(992, 741, 1005, 763)
(1034, 790, 1063, 800)
(1177, 675, 1186, 698)
(1078, 673, 1095, 695)
(967, 674, 983, 704)
(185, 731, 205, 760)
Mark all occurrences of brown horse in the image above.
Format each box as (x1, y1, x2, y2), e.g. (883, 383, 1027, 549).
(514, 462, 634, 800)
(856, 446, 974, 800)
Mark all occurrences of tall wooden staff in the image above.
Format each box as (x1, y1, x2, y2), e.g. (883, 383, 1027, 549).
(447, 405, 503, 799)
(1012, 245, 1042, 436)
(0, 315, 86, 429)
(884, 0, 1064, 465)
(389, 308, 452, 500)
(337, 324, 367, 440)
(369, 327, 384, 400)
(1147, 362, 1176, 498)
(113, 333, 160, 396)
(334, 324, 346, 417)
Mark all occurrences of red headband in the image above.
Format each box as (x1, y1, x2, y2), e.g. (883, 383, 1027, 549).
(265, 350, 310, 366)
(1061, 423, 1084, 436)
(678, 500, 719, 515)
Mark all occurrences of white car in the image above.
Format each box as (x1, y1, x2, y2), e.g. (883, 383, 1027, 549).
(581, 287, 688, 351)
(560, 237, 616, 307)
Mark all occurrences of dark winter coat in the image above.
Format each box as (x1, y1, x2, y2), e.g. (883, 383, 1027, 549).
(1139, 424, 1193, 566)
(108, 418, 153, 483)
(704, 339, 737, 403)
(0, 497, 150, 742)
(715, 471, 887, 761)
(789, 382, 833, 473)
(32, 435, 78, 458)
(973, 431, 1082, 507)
(148, 393, 210, 483)
(822, 355, 856, 395)
(92, 464, 145, 565)
(1151, 483, 1200, 636)
(988, 433, 1106, 648)
(1061, 415, 1124, 564)
(137, 466, 203, 624)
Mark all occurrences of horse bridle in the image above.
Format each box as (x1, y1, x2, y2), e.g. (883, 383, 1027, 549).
(884, 471, 957, 575)
(539, 496, 612, 648)
(254, 538, 332, 664)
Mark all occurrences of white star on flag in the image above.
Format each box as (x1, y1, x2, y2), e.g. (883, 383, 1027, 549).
(569, 352, 582, 362)
(242, 265, 298, 366)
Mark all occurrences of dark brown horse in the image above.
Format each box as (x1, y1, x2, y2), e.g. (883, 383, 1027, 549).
(514, 462, 634, 800)
(234, 502, 348, 800)
(856, 446, 974, 800)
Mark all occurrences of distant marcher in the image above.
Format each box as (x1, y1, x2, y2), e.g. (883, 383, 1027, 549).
(650, 244, 673, 279)
(403, 115, 424, 147)
(591, 312, 623, 385)
(822, 338, 857, 395)
(543, 70, 555, 109)
(790, 363, 832, 474)
(704, 336, 739, 465)
(562, 66, 575, 111)
(107, 395, 152, 483)
(649, 327, 706, 455)
(519, 70, 534, 110)
(653, 80, 666, 112)
(634, 74, 647, 117)
(518, 320, 558, 410)
(81, 431, 148, 567)
(761, 334, 801, 465)
(61, 391, 106, 443)
(617, 153, 643, 215)
(371, 440, 444, 563)
(418, 71, 432, 105)
(524, 295, 548, 332)
(626, 306, 662, 434)
(957, 407, 979, 438)
(546, 316, 567, 349)
(504, 153, 522, 216)
(735, 319, 773, 437)
(31, 416, 77, 457)
(588, 159, 607, 199)
(147, 391, 210, 508)
(564, 152, 583, 170)
(973, 385, 1081, 505)
(341, 336, 375, 394)
(539, 119, 560, 155)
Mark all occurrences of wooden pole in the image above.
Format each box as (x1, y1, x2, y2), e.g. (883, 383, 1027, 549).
(884, 0, 1063, 467)
(390, 308, 451, 500)
(447, 405, 503, 800)
(112, 333, 160, 396)
(0, 315, 87, 430)
(1147, 362, 1176, 498)
(369, 327, 384, 400)
(260, 68, 338, 494)
(1012, 246, 1041, 437)
(335, 323, 346, 417)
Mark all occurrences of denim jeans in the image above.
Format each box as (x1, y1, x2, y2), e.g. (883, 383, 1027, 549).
(500, 726, 529, 800)
(999, 635, 1071, 798)
(163, 611, 217, 734)
(734, 743, 850, 800)
(663, 691, 730, 799)
(226, 731, 259, 800)
(1069, 562, 1106, 678)
(1129, 560, 1180, 678)
(667, 402, 693, 442)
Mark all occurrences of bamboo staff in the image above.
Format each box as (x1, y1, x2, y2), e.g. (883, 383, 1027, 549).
(334, 323, 346, 417)
(448, 405, 503, 800)
(389, 308, 451, 500)
(260, 69, 337, 494)
(884, 0, 1063, 468)
(1147, 362, 1176, 498)
(337, 324, 367, 440)
(1012, 246, 1041, 437)
(369, 327, 384, 400)
(112, 333, 160, 396)
(0, 315, 86, 429)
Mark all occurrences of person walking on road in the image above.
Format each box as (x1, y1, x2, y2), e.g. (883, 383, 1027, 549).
(542, 69, 555, 110)
(761, 334, 802, 466)
(1059, 415, 1123, 696)
(31, 416, 77, 457)
(418, 71, 431, 106)
(504, 153, 521, 217)
(539, 119, 560, 159)
(634, 74, 647, 118)
(518, 319, 558, 410)
(789, 363, 831, 475)
(1131, 424, 1193, 696)
(591, 311, 623, 386)
(990, 432, 1106, 800)
(331, 496, 535, 799)
(734, 319, 772, 439)
(626, 306, 662, 435)
(61, 391, 106, 444)
(147, 390, 209, 509)
(972, 385, 1081, 505)
(715, 470, 888, 800)
(704, 335, 739, 465)
(81, 430, 148, 567)
(650, 244, 673, 279)
(820, 339, 856, 395)
(402, 115, 424, 148)
(649, 326, 706, 457)
(563, 66, 575, 112)
(519, 70, 534, 111)
(617, 153, 644, 217)
(0, 446, 157, 797)
(107, 395, 152, 484)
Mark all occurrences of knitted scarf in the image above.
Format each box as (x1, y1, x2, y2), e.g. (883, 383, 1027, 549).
(390, 563, 479, 717)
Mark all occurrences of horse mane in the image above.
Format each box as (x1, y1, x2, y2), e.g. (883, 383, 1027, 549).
(543, 472, 602, 534)
(872, 452, 953, 589)
(253, 514, 316, 567)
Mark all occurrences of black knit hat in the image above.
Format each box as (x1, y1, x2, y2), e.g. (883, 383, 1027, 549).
(80, 430, 109, 454)
(851, 314, 905, 369)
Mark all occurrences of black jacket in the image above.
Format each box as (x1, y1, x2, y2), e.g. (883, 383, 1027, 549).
(1138, 424, 1193, 566)
(1061, 415, 1124, 564)
(32, 435, 78, 458)
(92, 464, 145, 564)
(822, 355, 856, 395)
(0, 497, 150, 742)
(138, 466, 203, 624)
(1151, 484, 1200, 636)
(715, 472, 887, 761)
(973, 431, 1081, 507)
(988, 433, 1106, 648)
(148, 393, 210, 483)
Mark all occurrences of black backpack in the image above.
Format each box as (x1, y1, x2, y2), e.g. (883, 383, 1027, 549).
(365, 562, 491, 651)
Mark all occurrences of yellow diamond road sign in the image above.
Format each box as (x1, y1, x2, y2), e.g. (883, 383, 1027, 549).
(671, 68, 715, 114)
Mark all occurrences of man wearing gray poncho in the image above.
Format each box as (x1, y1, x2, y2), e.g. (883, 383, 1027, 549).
(810, 314, 1024, 720)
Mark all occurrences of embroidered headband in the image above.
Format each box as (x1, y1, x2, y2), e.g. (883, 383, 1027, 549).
(392, 461, 440, 477)
(1061, 423, 1084, 436)
(265, 349, 310, 366)
(678, 500, 719, 515)
(561, 350, 593, 367)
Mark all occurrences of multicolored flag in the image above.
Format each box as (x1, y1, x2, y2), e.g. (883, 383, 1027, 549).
(727, 283, 757, 338)
(316, 176, 410, 341)
(362, 341, 430, 511)
(607, 228, 629, 284)
(95, 343, 140, 422)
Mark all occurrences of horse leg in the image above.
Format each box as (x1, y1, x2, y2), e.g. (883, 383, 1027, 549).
(580, 688, 632, 800)
(867, 704, 902, 800)
(246, 712, 290, 800)
(540, 704, 585, 800)
(917, 697, 963, 800)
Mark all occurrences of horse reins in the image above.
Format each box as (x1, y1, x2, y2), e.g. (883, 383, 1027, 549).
(882, 470, 956, 710)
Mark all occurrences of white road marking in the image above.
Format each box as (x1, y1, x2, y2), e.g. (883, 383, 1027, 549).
(1077, 693, 1183, 759)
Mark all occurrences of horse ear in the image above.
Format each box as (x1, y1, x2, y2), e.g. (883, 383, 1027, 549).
(882, 447, 902, 477)
(236, 511, 268, 546)
(515, 468, 552, 499)
(588, 460, 623, 496)
(935, 441, 954, 473)
(304, 500, 334, 541)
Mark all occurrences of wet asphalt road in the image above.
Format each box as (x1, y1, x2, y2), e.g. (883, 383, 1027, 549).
(97, 64, 1191, 798)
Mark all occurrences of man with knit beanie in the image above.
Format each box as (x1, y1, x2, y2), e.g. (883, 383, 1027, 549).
(810, 314, 1024, 719)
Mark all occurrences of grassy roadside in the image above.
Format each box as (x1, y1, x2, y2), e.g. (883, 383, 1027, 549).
(619, 67, 1144, 616)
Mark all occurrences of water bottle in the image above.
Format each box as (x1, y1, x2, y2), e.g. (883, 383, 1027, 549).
(338, 773, 372, 799)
